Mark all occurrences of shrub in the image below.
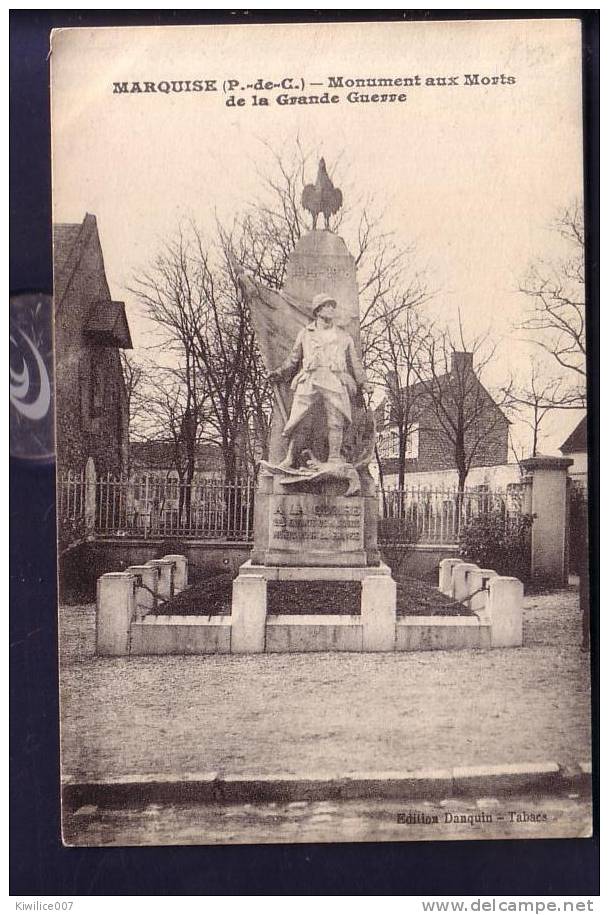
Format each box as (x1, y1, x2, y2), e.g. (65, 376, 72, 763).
(568, 484, 588, 574)
(378, 516, 419, 579)
(459, 511, 533, 581)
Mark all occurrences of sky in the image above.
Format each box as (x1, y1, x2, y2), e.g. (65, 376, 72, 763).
(51, 18, 585, 456)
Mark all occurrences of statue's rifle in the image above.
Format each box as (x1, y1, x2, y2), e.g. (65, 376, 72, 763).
(271, 380, 289, 425)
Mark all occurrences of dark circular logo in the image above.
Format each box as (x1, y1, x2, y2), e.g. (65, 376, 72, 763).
(9, 293, 55, 462)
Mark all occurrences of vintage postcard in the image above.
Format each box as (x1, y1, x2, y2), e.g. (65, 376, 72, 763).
(51, 18, 592, 846)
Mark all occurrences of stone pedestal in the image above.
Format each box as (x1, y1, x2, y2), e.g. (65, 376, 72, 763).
(251, 471, 380, 568)
(231, 574, 267, 653)
(127, 564, 159, 617)
(467, 568, 498, 612)
(452, 562, 479, 603)
(488, 576, 524, 648)
(146, 559, 174, 601)
(266, 490, 366, 567)
(163, 554, 188, 593)
(439, 558, 462, 595)
(361, 574, 397, 651)
(96, 571, 135, 656)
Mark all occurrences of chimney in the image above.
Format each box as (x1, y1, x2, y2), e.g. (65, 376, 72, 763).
(450, 351, 474, 375)
(385, 370, 399, 391)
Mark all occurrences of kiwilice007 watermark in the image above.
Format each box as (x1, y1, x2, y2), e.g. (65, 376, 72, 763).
(397, 810, 548, 826)
(15, 903, 74, 911)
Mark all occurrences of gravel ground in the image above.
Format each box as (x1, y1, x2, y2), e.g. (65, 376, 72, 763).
(59, 585, 591, 781)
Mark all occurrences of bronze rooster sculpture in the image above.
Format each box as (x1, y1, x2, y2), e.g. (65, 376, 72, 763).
(301, 158, 343, 230)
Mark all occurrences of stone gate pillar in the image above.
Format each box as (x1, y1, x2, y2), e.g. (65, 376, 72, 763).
(521, 455, 573, 586)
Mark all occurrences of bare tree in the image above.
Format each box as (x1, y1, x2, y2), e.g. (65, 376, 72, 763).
(119, 348, 144, 439)
(131, 222, 272, 479)
(370, 299, 430, 492)
(414, 318, 510, 493)
(519, 201, 586, 405)
(502, 358, 583, 456)
(132, 141, 428, 483)
(238, 139, 313, 291)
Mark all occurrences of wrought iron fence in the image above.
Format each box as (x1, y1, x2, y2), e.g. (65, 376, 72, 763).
(59, 472, 256, 541)
(378, 484, 516, 545)
(58, 471, 522, 547)
(58, 468, 86, 523)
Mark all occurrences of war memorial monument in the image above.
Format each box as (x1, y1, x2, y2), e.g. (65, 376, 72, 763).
(95, 160, 525, 657)
(231, 159, 398, 652)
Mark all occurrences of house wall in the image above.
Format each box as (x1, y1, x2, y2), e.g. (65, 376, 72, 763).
(372, 462, 522, 491)
(55, 219, 129, 477)
(375, 377, 509, 480)
(565, 450, 587, 483)
(413, 410, 507, 474)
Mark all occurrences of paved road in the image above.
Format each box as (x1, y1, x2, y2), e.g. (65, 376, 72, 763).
(64, 792, 592, 846)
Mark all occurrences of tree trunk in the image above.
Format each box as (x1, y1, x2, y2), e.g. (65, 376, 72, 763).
(397, 431, 406, 499)
(374, 443, 388, 518)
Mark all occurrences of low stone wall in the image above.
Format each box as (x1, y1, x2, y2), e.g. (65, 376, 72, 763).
(63, 538, 456, 602)
(95, 554, 523, 656)
(61, 539, 251, 602)
(437, 557, 523, 649)
(392, 544, 459, 580)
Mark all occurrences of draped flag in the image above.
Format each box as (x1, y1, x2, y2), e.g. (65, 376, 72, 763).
(234, 265, 310, 373)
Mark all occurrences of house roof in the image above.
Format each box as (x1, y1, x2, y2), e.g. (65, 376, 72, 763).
(53, 213, 133, 348)
(559, 416, 587, 455)
(130, 440, 225, 472)
(53, 224, 83, 281)
(86, 301, 133, 348)
(377, 370, 510, 428)
(53, 215, 97, 306)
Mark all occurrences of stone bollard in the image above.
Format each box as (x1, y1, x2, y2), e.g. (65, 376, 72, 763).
(146, 559, 174, 601)
(361, 574, 397, 651)
(466, 568, 496, 612)
(96, 571, 136, 656)
(452, 562, 480, 603)
(488, 576, 524, 648)
(127, 564, 159, 618)
(439, 558, 462, 596)
(162, 554, 188, 593)
(480, 569, 498, 594)
(466, 569, 485, 612)
(231, 574, 267, 653)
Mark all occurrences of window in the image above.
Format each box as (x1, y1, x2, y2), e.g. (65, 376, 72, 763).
(377, 428, 399, 459)
(166, 474, 179, 501)
(406, 424, 419, 459)
(377, 424, 419, 460)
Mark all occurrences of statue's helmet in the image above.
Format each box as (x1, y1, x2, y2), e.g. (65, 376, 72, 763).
(311, 292, 337, 316)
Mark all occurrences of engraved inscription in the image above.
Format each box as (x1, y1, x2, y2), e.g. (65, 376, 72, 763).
(269, 495, 364, 552)
(289, 263, 352, 281)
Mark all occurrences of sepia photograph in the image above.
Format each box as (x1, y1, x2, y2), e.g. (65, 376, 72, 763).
(49, 17, 592, 848)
